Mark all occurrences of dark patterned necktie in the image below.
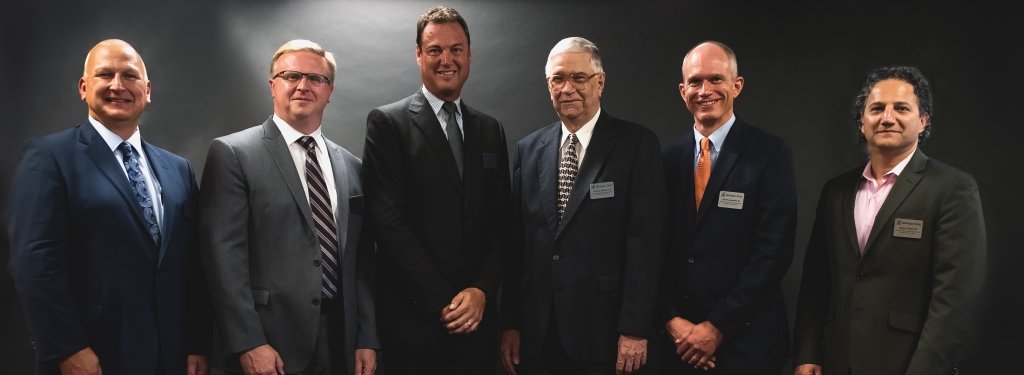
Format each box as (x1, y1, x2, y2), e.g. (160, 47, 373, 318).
(118, 142, 160, 244)
(442, 101, 464, 178)
(557, 134, 580, 221)
(297, 136, 340, 299)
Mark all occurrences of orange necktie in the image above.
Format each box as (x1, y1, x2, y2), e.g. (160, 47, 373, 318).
(694, 137, 711, 210)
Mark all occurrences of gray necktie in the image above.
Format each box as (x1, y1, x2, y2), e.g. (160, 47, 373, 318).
(442, 101, 464, 178)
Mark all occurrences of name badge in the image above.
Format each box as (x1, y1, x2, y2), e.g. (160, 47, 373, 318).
(590, 182, 614, 199)
(893, 218, 924, 239)
(718, 191, 744, 210)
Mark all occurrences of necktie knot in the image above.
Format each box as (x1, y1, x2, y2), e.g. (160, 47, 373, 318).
(442, 101, 458, 117)
(700, 137, 711, 152)
(298, 135, 316, 151)
(569, 133, 579, 147)
(118, 142, 135, 157)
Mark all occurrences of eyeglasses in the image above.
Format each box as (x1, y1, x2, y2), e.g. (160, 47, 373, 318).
(546, 72, 602, 90)
(273, 70, 332, 86)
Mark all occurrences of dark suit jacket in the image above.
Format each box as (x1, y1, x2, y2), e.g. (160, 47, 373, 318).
(362, 91, 512, 340)
(659, 119, 797, 373)
(794, 149, 986, 375)
(200, 117, 379, 374)
(502, 110, 667, 364)
(8, 123, 209, 374)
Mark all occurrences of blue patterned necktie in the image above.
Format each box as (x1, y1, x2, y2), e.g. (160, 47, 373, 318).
(118, 142, 161, 244)
(298, 136, 341, 299)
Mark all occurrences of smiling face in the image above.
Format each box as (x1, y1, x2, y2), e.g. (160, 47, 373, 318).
(547, 51, 604, 130)
(79, 40, 151, 133)
(270, 50, 334, 131)
(860, 78, 928, 155)
(417, 22, 471, 102)
(679, 43, 743, 133)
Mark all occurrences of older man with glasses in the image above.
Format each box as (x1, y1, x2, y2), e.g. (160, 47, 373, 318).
(500, 36, 668, 375)
(200, 39, 379, 375)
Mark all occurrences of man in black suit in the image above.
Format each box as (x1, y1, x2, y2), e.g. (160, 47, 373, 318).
(654, 40, 797, 375)
(793, 66, 985, 375)
(500, 36, 667, 375)
(361, 5, 512, 374)
(8, 39, 209, 375)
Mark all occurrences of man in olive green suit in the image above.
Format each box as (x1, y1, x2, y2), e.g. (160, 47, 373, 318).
(794, 66, 986, 375)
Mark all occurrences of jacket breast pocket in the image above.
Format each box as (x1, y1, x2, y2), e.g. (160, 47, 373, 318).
(252, 288, 270, 306)
(888, 309, 923, 333)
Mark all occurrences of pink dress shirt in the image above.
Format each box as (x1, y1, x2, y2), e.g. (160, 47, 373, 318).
(854, 152, 914, 253)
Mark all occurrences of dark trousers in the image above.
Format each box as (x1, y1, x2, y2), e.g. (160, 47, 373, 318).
(296, 297, 347, 375)
(524, 307, 616, 375)
(377, 317, 496, 375)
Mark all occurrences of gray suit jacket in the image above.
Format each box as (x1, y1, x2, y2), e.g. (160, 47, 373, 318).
(794, 149, 986, 375)
(200, 117, 379, 374)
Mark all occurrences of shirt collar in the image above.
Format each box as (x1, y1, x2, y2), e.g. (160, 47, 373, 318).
(561, 107, 601, 149)
(692, 114, 736, 153)
(862, 146, 916, 182)
(88, 116, 142, 153)
(422, 85, 462, 117)
(273, 114, 326, 150)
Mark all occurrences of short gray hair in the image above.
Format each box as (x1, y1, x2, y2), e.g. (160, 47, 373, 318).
(545, 37, 603, 76)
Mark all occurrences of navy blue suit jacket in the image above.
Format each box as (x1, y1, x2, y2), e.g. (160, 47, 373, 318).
(659, 119, 797, 373)
(8, 123, 209, 374)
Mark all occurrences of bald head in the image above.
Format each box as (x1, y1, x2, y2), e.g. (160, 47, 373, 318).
(79, 39, 152, 137)
(682, 41, 738, 79)
(83, 39, 148, 79)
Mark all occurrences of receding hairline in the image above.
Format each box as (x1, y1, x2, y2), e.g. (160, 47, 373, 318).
(269, 39, 338, 81)
(681, 40, 739, 78)
(545, 36, 604, 76)
(82, 39, 148, 79)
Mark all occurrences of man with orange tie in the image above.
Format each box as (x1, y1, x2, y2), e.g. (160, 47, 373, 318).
(654, 40, 797, 375)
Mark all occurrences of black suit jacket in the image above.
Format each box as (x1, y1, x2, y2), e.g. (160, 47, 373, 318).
(502, 110, 667, 364)
(8, 123, 209, 374)
(362, 91, 512, 338)
(794, 149, 986, 375)
(659, 119, 797, 373)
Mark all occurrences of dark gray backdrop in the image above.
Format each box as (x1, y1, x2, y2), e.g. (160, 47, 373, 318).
(2, 0, 1019, 373)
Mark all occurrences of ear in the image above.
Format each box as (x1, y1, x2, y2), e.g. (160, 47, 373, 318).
(678, 82, 687, 103)
(144, 80, 152, 104)
(732, 75, 745, 98)
(595, 73, 605, 97)
(78, 77, 87, 101)
(415, 44, 423, 67)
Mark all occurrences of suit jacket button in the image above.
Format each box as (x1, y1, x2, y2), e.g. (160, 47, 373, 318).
(687, 257, 695, 263)
(311, 298, 320, 306)
(313, 259, 321, 267)
(552, 255, 560, 261)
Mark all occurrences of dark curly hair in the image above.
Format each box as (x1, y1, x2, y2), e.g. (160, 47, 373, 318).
(852, 66, 933, 143)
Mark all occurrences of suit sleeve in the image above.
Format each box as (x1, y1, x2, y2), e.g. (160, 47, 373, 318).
(499, 143, 526, 331)
(472, 121, 514, 300)
(199, 138, 267, 354)
(183, 162, 213, 355)
(617, 131, 668, 338)
(355, 209, 381, 349)
(362, 108, 455, 314)
(705, 142, 797, 339)
(7, 140, 90, 362)
(793, 186, 832, 366)
(905, 174, 986, 375)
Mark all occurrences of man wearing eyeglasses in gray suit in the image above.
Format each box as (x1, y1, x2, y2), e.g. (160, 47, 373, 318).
(200, 39, 379, 375)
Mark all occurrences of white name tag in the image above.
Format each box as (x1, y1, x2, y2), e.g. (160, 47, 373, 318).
(718, 191, 744, 210)
(590, 182, 614, 199)
(893, 218, 924, 239)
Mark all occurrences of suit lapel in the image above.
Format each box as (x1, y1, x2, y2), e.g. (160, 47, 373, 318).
(840, 172, 862, 257)
(693, 121, 749, 226)
(142, 142, 172, 264)
(80, 124, 158, 260)
(862, 149, 927, 256)
(535, 124, 561, 236)
(556, 112, 618, 238)
(261, 118, 314, 230)
(326, 141, 351, 257)
(673, 135, 698, 231)
(409, 92, 464, 196)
